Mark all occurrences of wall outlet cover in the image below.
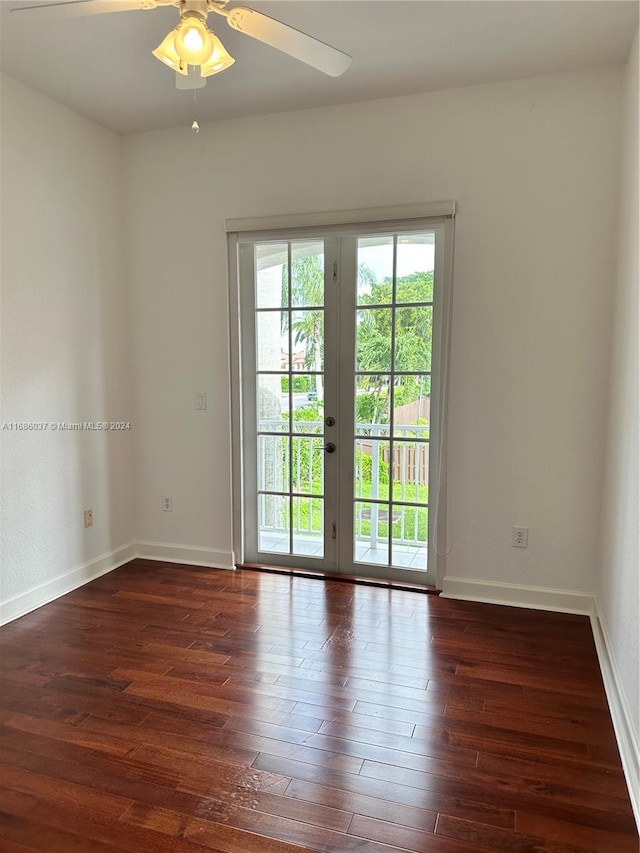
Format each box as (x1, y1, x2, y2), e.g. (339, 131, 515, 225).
(512, 526, 528, 548)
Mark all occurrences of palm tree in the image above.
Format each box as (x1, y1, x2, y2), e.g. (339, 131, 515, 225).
(290, 254, 324, 401)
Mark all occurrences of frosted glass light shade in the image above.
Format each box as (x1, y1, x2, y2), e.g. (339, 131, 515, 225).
(175, 15, 214, 66)
(152, 29, 188, 75)
(200, 33, 235, 77)
(153, 19, 234, 80)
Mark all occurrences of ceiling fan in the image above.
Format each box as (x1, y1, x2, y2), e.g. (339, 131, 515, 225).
(11, 0, 353, 89)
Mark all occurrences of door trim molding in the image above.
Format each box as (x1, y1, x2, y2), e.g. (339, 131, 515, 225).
(225, 201, 456, 234)
(227, 204, 455, 585)
(227, 232, 244, 565)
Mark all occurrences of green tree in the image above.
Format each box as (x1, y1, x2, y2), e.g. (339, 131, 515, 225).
(356, 270, 433, 429)
(282, 261, 433, 430)
(283, 254, 325, 400)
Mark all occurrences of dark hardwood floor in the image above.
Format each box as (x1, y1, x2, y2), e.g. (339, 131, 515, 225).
(0, 559, 637, 852)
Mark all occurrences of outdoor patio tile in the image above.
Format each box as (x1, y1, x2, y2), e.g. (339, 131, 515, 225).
(390, 550, 415, 568)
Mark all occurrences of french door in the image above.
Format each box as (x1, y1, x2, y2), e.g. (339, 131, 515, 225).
(232, 214, 453, 587)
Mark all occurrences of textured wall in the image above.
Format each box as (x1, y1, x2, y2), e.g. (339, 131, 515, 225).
(124, 66, 622, 593)
(598, 32, 639, 753)
(0, 75, 134, 604)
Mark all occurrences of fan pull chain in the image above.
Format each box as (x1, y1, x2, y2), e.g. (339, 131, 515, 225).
(192, 86, 200, 134)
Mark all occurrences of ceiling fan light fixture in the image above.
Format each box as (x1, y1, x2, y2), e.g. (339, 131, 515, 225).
(199, 32, 235, 77)
(152, 29, 188, 75)
(174, 13, 214, 66)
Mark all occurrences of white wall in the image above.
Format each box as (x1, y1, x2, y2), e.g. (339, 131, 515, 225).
(597, 30, 639, 800)
(0, 75, 134, 620)
(124, 66, 622, 592)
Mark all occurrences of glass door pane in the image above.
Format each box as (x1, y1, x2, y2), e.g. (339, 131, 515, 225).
(239, 221, 447, 587)
(253, 240, 330, 562)
(353, 231, 435, 575)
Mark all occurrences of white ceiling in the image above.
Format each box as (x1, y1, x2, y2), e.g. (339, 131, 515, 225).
(1, 1, 637, 134)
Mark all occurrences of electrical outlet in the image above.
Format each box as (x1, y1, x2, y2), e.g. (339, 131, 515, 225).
(83, 509, 94, 528)
(512, 526, 528, 548)
(195, 393, 207, 411)
(162, 496, 173, 512)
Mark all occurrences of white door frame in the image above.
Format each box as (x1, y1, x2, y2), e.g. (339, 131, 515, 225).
(227, 202, 455, 588)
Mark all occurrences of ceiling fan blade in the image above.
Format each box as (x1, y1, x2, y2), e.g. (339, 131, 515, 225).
(10, 0, 155, 20)
(222, 7, 352, 77)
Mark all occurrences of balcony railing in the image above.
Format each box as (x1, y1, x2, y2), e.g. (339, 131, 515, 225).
(258, 421, 428, 559)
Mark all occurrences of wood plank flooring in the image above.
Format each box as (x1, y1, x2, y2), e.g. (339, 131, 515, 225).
(0, 559, 636, 852)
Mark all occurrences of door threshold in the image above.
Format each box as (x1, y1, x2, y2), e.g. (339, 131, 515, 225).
(238, 562, 440, 595)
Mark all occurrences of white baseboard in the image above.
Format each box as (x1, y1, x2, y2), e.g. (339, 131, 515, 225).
(440, 576, 595, 614)
(134, 541, 235, 571)
(591, 600, 640, 830)
(0, 542, 137, 626)
(1, 556, 637, 829)
(441, 576, 639, 831)
(0, 541, 234, 627)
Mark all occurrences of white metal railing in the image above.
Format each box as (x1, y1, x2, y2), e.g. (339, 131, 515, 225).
(258, 420, 428, 547)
